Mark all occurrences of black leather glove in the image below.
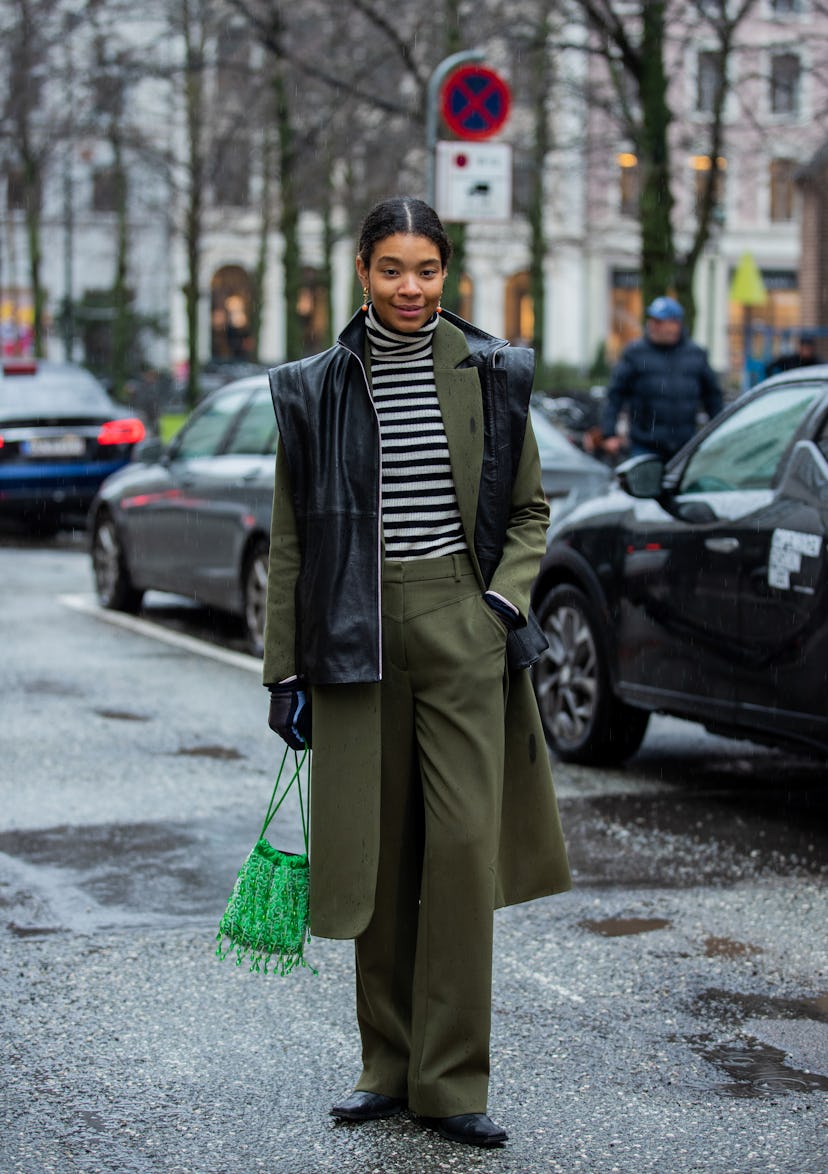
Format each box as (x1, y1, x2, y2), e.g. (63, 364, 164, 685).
(267, 683, 312, 750)
(483, 590, 522, 631)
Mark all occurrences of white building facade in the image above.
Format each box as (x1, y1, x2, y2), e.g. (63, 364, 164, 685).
(3, 2, 827, 387)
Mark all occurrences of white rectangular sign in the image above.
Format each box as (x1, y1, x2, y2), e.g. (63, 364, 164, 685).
(435, 141, 512, 223)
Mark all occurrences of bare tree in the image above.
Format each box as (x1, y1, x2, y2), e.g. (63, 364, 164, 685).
(571, 0, 759, 324)
(223, 0, 438, 354)
(0, 0, 70, 355)
(175, 0, 210, 406)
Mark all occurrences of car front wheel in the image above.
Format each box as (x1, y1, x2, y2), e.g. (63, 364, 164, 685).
(533, 583, 649, 765)
(243, 538, 269, 657)
(91, 512, 144, 613)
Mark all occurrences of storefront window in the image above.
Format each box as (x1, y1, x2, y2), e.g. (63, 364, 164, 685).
(211, 266, 253, 360)
(727, 269, 800, 378)
(609, 269, 643, 363)
(504, 272, 533, 346)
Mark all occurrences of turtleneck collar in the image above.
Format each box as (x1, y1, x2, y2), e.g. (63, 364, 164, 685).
(365, 303, 439, 358)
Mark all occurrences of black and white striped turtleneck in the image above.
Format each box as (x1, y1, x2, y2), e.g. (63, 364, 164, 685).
(365, 305, 467, 561)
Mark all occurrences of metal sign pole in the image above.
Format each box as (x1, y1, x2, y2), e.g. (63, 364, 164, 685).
(425, 49, 485, 207)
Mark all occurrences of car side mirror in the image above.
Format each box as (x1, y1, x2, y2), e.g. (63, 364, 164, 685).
(133, 436, 164, 464)
(616, 453, 664, 499)
(675, 500, 718, 524)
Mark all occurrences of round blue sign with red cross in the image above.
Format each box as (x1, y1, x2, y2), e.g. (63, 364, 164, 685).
(440, 65, 511, 141)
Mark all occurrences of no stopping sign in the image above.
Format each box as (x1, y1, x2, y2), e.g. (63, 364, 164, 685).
(440, 65, 511, 141)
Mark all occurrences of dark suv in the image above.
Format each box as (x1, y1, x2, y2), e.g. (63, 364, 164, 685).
(531, 368, 828, 764)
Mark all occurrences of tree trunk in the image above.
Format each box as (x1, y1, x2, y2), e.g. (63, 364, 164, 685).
(636, 0, 674, 311)
(273, 63, 302, 360)
(182, 0, 204, 410)
(321, 168, 335, 350)
(13, 0, 45, 357)
(529, 12, 551, 359)
(111, 130, 130, 399)
(441, 0, 466, 316)
(250, 124, 274, 363)
(22, 155, 45, 358)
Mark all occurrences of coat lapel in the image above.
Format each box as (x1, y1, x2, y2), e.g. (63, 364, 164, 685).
(432, 318, 483, 555)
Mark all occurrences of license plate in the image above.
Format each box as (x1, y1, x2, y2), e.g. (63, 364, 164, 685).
(24, 435, 86, 458)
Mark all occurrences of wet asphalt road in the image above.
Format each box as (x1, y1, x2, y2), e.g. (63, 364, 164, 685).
(1, 529, 827, 1173)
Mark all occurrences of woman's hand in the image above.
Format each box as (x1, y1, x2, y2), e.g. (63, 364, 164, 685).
(268, 683, 312, 750)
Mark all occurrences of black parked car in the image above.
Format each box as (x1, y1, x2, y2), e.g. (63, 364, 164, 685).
(0, 359, 146, 533)
(532, 367, 828, 764)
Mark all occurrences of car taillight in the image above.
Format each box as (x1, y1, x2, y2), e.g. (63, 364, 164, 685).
(2, 359, 37, 375)
(98, 417, 146, 446)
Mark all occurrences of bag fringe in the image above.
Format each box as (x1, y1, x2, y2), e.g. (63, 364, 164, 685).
(216, 838, 316, 977)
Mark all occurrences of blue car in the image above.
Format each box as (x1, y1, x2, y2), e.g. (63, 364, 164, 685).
(0, 359, 146, 534)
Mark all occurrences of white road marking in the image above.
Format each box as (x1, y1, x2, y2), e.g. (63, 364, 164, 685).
(59, 593, 262, 675)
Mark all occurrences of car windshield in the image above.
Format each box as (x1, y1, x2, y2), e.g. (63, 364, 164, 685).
(224, 386, 277, 455)
(172, 386, 255, 458)
(679, 383, 823, 494)
(530, 407, 592, 468)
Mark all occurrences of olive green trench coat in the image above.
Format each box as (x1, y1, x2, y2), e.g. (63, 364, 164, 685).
(263, 318, 571, 939)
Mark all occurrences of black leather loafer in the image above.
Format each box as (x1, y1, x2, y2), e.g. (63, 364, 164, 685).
(425, 1112, 508, 1147)
(330, 1091, 406, 1121)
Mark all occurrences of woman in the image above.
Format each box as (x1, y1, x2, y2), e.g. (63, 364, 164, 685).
(263, 196, 570, 1149)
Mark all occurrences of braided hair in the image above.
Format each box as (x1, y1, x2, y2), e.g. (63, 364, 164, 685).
(357, 197, 453, 269)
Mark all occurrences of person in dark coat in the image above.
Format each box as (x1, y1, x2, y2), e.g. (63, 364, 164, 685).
(599, 296, 723, 461)
(765, 331, 820, 376)
(262, 197, 570, 1150)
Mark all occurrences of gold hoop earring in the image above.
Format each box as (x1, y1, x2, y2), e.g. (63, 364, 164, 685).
(361, 287, 370, 312)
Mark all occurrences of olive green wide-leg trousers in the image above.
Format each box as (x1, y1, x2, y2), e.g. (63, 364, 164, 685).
(354, 552, 509, 1118)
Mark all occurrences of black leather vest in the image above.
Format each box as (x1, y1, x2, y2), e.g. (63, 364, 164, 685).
(268, 309, 536, 684)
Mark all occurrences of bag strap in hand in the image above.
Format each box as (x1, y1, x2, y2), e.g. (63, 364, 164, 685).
(260, 745, 310, 851)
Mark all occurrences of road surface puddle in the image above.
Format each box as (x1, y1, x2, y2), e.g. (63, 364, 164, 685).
(22, 677, 83, 697)
(703, 936, 763, 959)
(689, 986, 828, 1096)
(94, 708, 151, 722)
(695, 1036, 828, 1097)
(580, 916, 672, 936)
(174, 744, 245, 760)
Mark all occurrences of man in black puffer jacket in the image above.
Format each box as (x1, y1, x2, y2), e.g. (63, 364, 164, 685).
(599, 296, 723, 461)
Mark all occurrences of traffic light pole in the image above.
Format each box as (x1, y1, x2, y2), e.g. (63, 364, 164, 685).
(425, 49, 485, 207)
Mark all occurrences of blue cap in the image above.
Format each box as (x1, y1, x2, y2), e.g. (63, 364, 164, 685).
(646, 296, 684, 320)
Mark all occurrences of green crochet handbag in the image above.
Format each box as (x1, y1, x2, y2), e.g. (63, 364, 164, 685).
(216, 746, 315, 976)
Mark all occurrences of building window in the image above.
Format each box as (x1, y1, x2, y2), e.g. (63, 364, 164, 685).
(769, 158, 797, 221)
(216, 29, 250, 105)
(771, 0, 803, 13)
(211, 265, 254, 359)
(511, 149, 534, 217)
(691, 155, 726, 217)
(610, 269, 642, 364)
(7, 168, 39, 212)
(504, 272, 533, 346)
(211, 137, 250, 207)
(696, 50, 722, 114)
(617, 152, 639, 217)
(727, 268, 799, 374)
(93, 70, 124, 118)
(93, 38, 125, 117)
(93, 168, 121, 212)
(770, 53, 801, 115)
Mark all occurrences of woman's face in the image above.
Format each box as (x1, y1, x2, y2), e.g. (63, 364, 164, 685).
(356, 233, 446, 333)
